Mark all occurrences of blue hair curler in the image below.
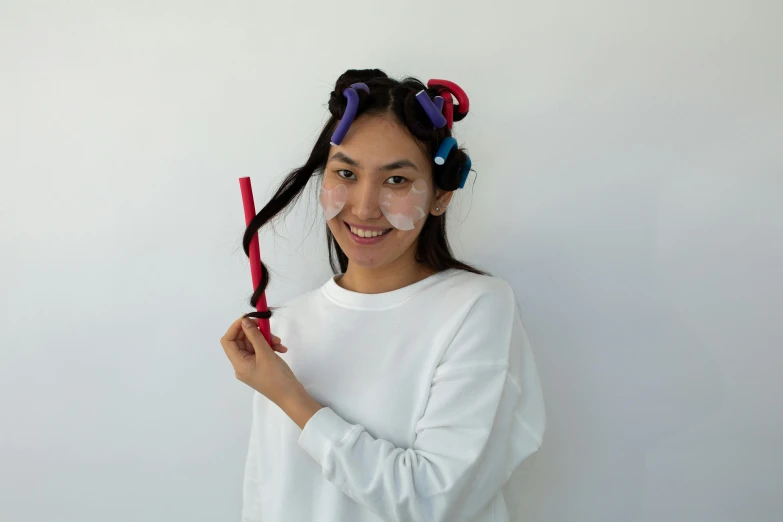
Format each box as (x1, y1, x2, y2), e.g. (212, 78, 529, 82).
(434, 137, 457, 165)
(330, 83, 371, 146)
(459, 155, 472, 189)
(435, 137, 471, 189)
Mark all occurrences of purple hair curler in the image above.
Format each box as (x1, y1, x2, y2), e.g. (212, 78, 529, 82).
(351, 82, 370, 95)
(434, 96, 444, 112)
(330, 83, 371, 145)
(415, 90, 447, 129)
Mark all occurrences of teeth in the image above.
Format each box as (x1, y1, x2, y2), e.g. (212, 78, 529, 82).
(350, 225, 389, 238)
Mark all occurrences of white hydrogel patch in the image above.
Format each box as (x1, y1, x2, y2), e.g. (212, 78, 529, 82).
(319, 183, 347, 221)
(380, 179, 429, 231)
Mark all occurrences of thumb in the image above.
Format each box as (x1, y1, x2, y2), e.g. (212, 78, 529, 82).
(242, 317, 271, 351)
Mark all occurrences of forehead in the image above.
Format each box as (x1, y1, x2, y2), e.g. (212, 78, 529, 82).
(330, 114, 431, 171)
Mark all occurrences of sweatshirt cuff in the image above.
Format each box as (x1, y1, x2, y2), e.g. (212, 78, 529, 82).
(298, 406, 356, 469)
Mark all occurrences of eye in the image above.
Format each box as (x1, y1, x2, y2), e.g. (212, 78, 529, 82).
(386, 175, 408, 185)
(336, 169, 356, 180)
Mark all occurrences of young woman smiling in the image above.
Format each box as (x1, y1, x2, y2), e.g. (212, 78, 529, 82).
(220, 69, 546, 522)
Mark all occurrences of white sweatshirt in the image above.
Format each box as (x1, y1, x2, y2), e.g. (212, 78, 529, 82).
(241, 268, 546, 522)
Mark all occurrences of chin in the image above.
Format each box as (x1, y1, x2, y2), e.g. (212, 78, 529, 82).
(340, 239, 392, 268)
(345, 252, 392, 269)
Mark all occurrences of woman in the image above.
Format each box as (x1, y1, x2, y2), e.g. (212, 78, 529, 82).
(220, 69, 546, 522)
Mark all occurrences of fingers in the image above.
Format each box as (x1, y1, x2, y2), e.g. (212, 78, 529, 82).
(222, 316, 287, 357)
(220, 335, 242, 367)
(221, 317, 256, 368)
(269, 334, 288, 352)
(240, 317, 268, 349)
(221, 316, 247, 343)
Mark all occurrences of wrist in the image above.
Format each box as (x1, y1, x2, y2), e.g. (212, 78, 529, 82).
(282, 385, 323, 430)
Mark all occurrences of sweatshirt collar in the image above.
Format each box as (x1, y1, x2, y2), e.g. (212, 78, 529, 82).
(322, 268, 458, 310)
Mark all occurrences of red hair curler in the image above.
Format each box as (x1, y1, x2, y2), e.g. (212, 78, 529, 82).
(238, 177, 272, 347)
(427, 79, 469, 128)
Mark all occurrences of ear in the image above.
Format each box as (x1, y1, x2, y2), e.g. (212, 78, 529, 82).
(430, 189, 455, 216)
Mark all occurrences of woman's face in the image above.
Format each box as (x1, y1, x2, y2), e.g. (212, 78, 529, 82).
(322, 114, 446, 271)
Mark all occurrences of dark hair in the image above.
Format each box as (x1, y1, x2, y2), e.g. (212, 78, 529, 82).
(242, 69, 488, 320)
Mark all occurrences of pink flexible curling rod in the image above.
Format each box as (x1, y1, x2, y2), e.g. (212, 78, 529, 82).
(239, 177, 272, 346)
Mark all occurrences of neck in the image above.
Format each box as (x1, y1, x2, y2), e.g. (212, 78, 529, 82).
(337, 251, 436, 294)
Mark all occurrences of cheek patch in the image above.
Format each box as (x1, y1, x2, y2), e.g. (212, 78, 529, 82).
(380, 179, 429, 231)
(319, 184, 347, 221)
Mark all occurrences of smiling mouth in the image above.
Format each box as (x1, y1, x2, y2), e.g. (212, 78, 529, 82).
(344, 222, 393, 238)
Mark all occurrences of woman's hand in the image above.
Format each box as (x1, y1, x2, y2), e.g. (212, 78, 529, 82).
(220, 316, 303, 407)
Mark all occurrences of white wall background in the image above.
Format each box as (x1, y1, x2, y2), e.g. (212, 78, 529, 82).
(1, 1, 781, 521)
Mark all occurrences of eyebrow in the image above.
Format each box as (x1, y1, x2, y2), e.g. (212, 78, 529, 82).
(328, 152, 419, 172)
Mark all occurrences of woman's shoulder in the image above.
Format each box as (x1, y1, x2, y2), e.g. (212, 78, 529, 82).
(440, 269, 516, 304)
(421, 269, 519, 328)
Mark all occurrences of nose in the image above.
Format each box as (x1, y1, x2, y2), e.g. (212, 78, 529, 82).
(349, 179, 383, 222)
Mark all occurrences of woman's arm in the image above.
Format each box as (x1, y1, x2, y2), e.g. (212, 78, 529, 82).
(290, 281, 546, 522)
(281, 385, 324, 430)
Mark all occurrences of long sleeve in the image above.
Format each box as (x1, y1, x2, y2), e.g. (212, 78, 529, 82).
(297, 280, 546, 522)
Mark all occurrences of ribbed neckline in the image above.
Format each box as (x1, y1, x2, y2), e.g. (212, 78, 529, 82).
(321, 268, 459, 310)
